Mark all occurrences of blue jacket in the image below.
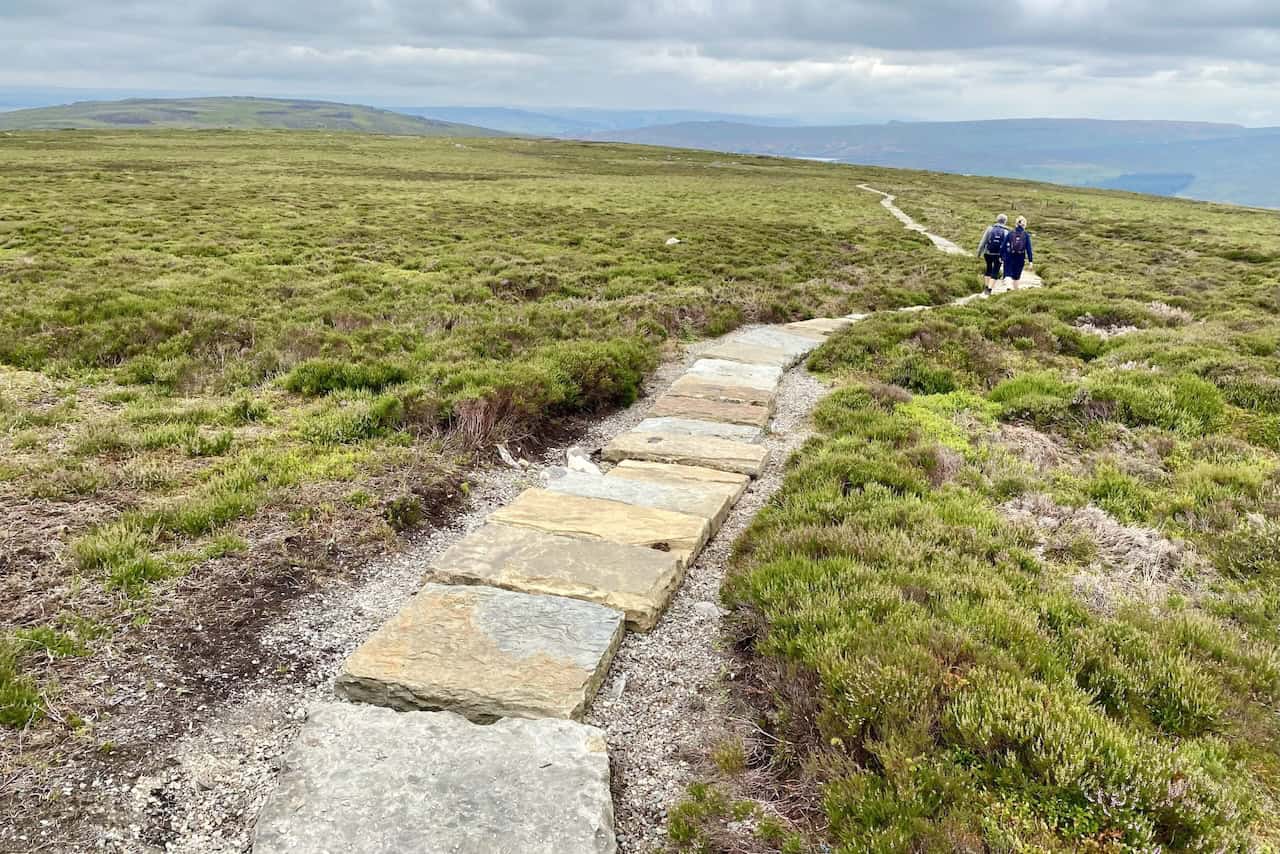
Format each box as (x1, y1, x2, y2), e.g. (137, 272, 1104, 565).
(1002, 227, 1034, 264)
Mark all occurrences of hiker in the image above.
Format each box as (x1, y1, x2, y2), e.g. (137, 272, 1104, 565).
(976, 214, 1009, 293)
(1001, 216, 1034, 288)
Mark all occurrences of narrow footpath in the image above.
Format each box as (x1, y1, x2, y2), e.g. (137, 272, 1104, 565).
(246, 188, 1041, 854)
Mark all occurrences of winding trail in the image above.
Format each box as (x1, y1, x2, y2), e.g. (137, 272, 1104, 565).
(859, 183, 1043, 287)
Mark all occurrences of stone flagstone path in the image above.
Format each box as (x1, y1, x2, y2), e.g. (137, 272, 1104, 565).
(251, 192, 1042, 853)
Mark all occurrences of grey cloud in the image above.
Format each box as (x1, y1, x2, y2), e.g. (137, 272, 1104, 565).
(1, 0, 1278, 124)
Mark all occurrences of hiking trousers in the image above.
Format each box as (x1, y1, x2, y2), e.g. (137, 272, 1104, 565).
(1003, 254, 1027, 281)
(984, 253, 1002, 279)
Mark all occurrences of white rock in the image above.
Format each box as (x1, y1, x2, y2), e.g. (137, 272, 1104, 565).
(567, 447, 602, 475)
(665, 237, 681, 246)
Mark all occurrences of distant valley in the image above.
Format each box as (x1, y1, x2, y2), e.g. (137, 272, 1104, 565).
(575, 118, 1280, 208)
(3, 94, 1276, 207)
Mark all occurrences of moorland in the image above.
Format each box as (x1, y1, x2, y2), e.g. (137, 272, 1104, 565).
(670, 167, 1280, 850)
(3, 128, 1280, 851)
(0, 130, 987, 846)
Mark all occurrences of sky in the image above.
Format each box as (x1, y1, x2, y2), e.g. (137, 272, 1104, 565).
(3, 0, 1280, 125)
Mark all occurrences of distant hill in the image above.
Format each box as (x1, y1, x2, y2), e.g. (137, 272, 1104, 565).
(588, 118, 1280, 208)
(397, 106, 801, 137)
(0, 97, 503, 136)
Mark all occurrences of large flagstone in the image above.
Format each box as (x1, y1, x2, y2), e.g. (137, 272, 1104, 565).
(542, 467, 736, 528)
(253, 703, 615, 854)
(732, 326, 824, 357)
(489, 488, 710, 565)
(700, 339, 796, 368)
(335, 584, 624, 722)
(634, 416, 764, 443)
(427, 523, 683, 631)
(649, 393, 772, 427)
(685, 358, 783, 390)
(603, 431, 769, 477)
(668, 374, 775, 409)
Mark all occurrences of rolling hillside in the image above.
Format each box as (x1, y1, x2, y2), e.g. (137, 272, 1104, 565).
(0, 96, 502, 136)
(591, 118, 1280, 207)
(397, 105, 803, 137)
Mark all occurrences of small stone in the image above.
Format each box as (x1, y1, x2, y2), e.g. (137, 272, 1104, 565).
(497, 444, 522, 469)
(566, 447, 602, 475)
(665, 237, 681, 245)
(692, 601, 726, 620)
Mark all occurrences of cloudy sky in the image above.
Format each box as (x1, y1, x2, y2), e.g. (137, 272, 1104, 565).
(3, 0, 1279, 124)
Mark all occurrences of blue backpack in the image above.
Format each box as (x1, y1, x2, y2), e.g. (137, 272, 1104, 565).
(986, 225, 1008, 255)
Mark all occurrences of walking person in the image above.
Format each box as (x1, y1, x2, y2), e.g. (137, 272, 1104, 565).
(1001, 216, 1034, 289)
(976, 214, 1010, 294)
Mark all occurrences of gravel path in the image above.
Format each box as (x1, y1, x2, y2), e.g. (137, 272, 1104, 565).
(587, 365, 827, 853)
(84, 329, 774, 853)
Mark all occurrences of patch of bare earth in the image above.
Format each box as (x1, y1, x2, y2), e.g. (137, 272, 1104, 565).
(1002, 493, 1211, 613)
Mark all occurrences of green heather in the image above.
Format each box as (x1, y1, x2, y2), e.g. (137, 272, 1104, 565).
(672, 175, 1280, 849)
(0, 130, 974, 730)
(4, 130, 1280, 849)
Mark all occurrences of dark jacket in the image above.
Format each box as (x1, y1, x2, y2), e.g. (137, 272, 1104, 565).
(1002, 226, 1034, 264)
(977, 223, 1009, 257)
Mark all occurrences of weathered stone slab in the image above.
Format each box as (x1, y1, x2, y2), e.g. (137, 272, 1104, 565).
(783, 318, 850, 337)
(701, 340, 796, 368)
(606, 460, 748, 525)
(253, 703, 615, 854)
(650, 393, 772, 427)
(490, 488, 710, 565)
(686, 358, 783, 391)
(734, 327, 823, 357)
(608, 459, 751, 502)
(668, 374, 776, 409)
(543, 467, 736, 528)
(335, 584, 623, 722)
(427, 523, 682, 631)
(635, 416, 764, 443)
(604, 431, 769, 477)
